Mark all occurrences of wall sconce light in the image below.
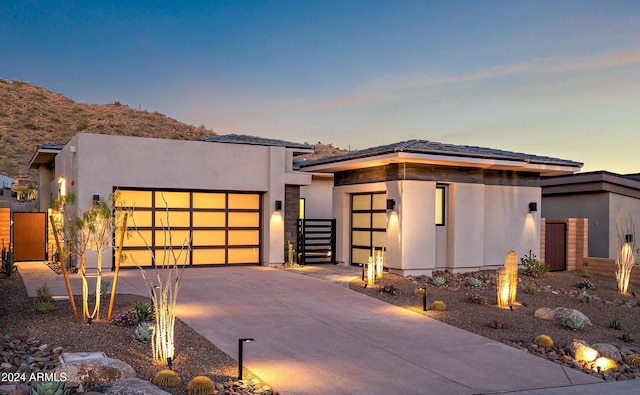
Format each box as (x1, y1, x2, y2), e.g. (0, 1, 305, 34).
(93, 195, 100, 203)
(275, 200, 282, 211)
(386, 199, 395, 210)
(238, 338, 254, 380)
(528, 202, 537, 212)
(625, 234, 634, 243)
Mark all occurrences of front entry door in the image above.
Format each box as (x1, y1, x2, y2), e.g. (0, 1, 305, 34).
(545, 222, 566, 271)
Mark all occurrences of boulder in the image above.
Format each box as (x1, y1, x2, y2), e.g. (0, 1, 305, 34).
(552, 307, 592, 325)
(592, 343, 622, 362)
(533, 307, 555, 320)
(568, 339, 599, 362)
(52, 357, 136, 391)
(93, 378, 170, 395)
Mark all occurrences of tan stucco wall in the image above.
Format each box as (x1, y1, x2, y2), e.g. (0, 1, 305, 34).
(300, 175, 334, 219)
(55, 133, 311, 269)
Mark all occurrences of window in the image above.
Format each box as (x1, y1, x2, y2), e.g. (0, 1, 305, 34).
(435, 185, 446, 226)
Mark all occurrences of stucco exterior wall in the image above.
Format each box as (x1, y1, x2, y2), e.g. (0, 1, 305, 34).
(542, 193, 610, 258)
(608, 193, 640, 260)
(300, 175, 334, 219)
(483, 185, 540, 269)
(448, 183, 486, 271)
(54, 133, 310, 269)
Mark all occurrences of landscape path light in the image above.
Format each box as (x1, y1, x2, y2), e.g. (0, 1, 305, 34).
(238, 338, 254, 380)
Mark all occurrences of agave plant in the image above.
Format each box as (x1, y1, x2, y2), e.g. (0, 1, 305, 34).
(431, 276, 446, 287)
(30, 381, 69, 395)
(134, 322, 154, 342)
(467, 278, 483, 288)
(561, 316, 585, 332)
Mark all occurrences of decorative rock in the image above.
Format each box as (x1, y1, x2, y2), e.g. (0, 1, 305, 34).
(552, 307, 592, 325)
(568, 339, 598, 362)
(93, 378, 170, 395)
(52, 357, 136, 390)
(592, 343, 622, 362)
(533, 307, 555, 320)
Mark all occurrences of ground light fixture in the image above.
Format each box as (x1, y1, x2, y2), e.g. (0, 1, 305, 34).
(418, 288, 427, 311)
(238, 338, 254, 380)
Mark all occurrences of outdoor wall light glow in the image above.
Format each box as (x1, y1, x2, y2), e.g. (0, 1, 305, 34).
(275, 200, 282, 211)
(528, 202, 537, 212)
(386, 199, 396, 210)
(238, 338, 254, 380)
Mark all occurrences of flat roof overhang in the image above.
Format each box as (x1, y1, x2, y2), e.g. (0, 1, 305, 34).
(28, 148, 62, 169)
(300, 152, 581, 176)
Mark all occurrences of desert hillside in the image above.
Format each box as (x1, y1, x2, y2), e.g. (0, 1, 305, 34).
(0, 78, 346, 179)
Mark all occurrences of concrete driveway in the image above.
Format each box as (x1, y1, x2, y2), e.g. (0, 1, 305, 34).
(17, 263, 620, 394)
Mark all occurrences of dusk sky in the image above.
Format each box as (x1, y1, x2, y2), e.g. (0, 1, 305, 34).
(2, 1, 640, 173)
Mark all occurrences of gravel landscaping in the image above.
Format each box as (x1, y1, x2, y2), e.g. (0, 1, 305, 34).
(2, 264, 640, 394)
(350, 268, 640, 381)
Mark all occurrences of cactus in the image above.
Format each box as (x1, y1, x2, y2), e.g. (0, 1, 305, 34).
(2, 242, 15, 277)
(134, 322, 153, 342)
(30, 381, 69, 395)
(534, 334, 554, 348)
(608, 320, 622, 330)
(430, 300, 446, 311)
(580, 289, 592, 304)
(625, 354, 640, 368)
(467, 278, 482, 288)
(431, 276, 446, 287)
(561, 316, 584, 331)
(153, 369, 181, 388)
(188, 376, 215, 395)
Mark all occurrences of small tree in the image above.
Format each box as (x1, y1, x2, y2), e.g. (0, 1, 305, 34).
(616, 215, 637, 295)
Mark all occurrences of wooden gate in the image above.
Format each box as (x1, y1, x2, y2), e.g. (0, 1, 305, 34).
(545, 222, 566, 271)
(13, 212, 46, 261)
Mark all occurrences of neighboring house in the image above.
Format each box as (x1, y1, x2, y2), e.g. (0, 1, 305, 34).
(29, 133, 582, 274)
(0, 173, 12, 190)
(541, 171, 640, 260)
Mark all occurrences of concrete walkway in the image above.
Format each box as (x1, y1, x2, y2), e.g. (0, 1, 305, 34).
(15, 262, 639, 394)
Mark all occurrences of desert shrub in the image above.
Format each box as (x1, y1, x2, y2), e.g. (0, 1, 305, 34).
(133, 302, 154, 322)
(75, 118, 89, 131)
(379, 283, 398, 296)
(30, 283, 56, 314)
(464, 292, 487, 305)
(534, 334, 554, 348)
(523, 283, 537, 295)
(580, 269, 593, 278)
(575, 279, 595, 289)
(521, 250, 550, 278)
(430, 300, 446, 311)
(111, 310, 138, 326)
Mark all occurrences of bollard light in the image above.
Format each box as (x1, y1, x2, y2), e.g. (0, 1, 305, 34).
(418, 288, 427, 311)
(238, 338, 254, 380)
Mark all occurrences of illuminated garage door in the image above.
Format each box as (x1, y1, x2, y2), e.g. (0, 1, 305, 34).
(351, 192, 386, 266)
(115, 189, 261, 267)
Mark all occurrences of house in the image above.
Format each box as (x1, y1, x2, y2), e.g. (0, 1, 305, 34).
(299, 140, 582, 276)
(29, 133, 582, 274)
(541, 171, 640, 260)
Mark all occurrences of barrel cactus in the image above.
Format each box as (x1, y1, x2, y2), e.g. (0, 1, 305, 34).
(534, 334, 554, 348)
(625, 354, 640, 368)
(30, 381, 69, 395)
(188, 375, 215, 395)
(153, 369, 181, 388)
(430, 300, 447, 311)
(134, 322, 153, 342)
